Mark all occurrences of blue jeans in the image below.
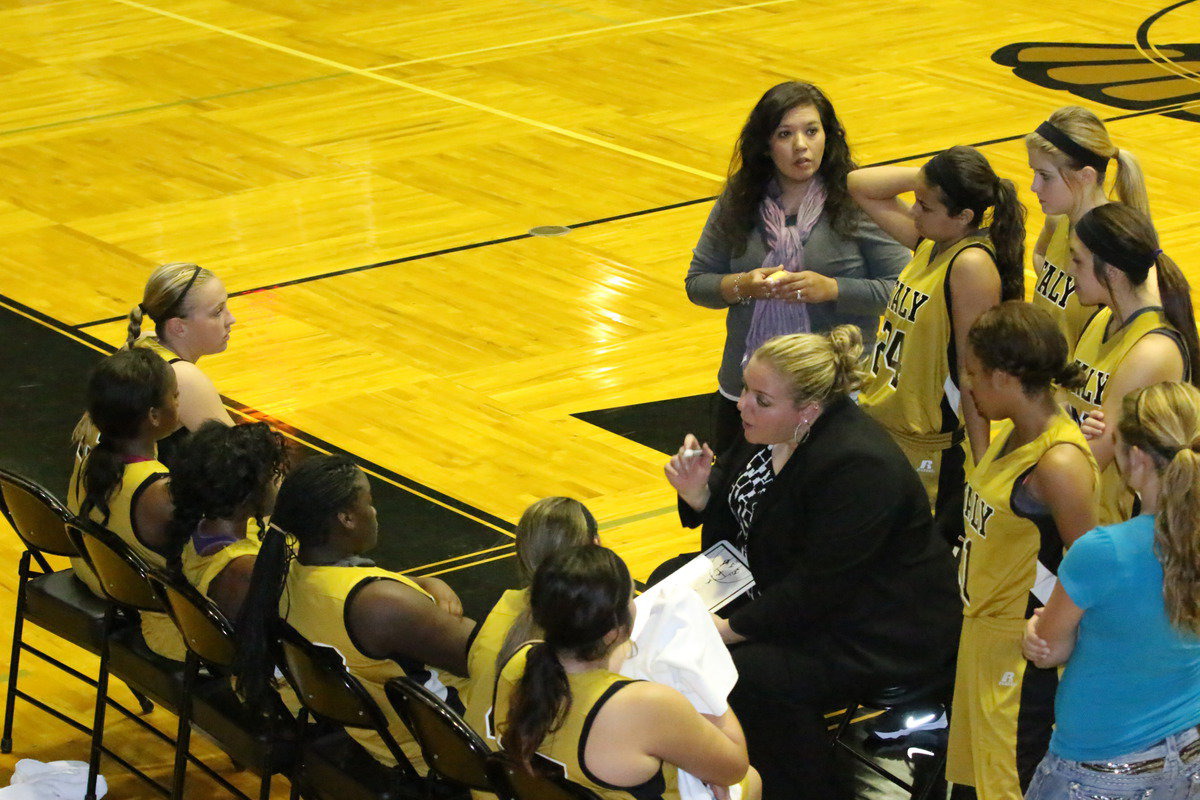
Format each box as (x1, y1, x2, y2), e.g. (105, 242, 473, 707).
(1025, 726, 1200, 799)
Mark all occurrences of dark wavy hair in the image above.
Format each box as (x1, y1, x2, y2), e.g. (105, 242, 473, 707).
(922, 146, 1026, 303)
(232, 455, 364, 712)
(1076, 203, 1200, 388)
(79, 348, 174, 524)
(968, 301, 1085, 395)
(167, 421, 287, 551)
(720, 81, 859, 255)
(501, 545, 633, 771)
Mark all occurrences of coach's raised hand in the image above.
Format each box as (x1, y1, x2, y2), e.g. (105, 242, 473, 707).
(665, 433, 714, 512)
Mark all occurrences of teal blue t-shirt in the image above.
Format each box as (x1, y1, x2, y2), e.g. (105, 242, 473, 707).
(1052, 514, 1200, 761)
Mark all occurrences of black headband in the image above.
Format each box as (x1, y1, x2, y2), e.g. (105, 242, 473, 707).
(1075, 212, 1156, 283)
(159, 265, 203, 321)
(1035, 121, 1110, 172)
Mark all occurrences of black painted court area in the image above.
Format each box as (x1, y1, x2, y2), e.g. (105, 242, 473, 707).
(0, 298, 518, 621)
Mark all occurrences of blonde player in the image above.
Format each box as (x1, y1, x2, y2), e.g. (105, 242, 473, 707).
(1026, 107, 1149, 352)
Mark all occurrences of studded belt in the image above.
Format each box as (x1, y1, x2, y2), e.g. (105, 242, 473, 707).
(1079, 728, 1200, 775)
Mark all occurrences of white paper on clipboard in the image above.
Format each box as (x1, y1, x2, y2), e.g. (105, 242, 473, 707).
(648, 541, 755, 613)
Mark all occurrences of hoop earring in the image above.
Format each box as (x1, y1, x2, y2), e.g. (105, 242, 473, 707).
(792, 419, 811, 445)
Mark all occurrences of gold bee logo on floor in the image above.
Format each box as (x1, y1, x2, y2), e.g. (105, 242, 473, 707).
(992, 3, 1200, 123)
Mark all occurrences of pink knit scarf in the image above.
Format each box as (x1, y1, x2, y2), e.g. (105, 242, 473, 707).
(742, 177, 827, 365)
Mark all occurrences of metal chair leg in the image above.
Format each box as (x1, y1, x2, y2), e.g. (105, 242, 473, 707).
(129, 686, 155, 715)
(85, 632, 112, 800)
(170, 653, 198, 800)
(1, 555, 29, 753)
(288, 709, 308, 800)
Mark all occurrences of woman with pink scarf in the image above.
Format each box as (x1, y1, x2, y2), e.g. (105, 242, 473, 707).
(686, 81, 909, 454)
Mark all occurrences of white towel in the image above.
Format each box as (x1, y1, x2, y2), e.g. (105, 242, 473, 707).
(622, 582, 740, 800)
(0, 759, 106, 799)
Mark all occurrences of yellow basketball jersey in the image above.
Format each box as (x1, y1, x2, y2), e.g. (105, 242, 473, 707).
(463, 588, 527, 745)
(282, 562, 460, 766)
(494, 646, 680, 800)
(1030, 216, 1094, 355)
(68, 455, 185, 660)
(860, 234, 994, 449)
(959, 413, 1097, 621)
(181, 533, 262, 598)
(1067, 306, 1181, 524)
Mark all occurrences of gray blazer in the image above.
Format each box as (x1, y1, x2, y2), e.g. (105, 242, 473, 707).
(686, 191, 910, 397)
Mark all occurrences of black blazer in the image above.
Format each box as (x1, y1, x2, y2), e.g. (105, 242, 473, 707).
(680, 397, 960, 676)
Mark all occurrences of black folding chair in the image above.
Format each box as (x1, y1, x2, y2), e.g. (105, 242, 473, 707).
(153, 570, 296, 800)
(486, 752, 603, 800)
(0, 470, 156, 765)
(384, 676, 495, 795)
(69, 518, 250, 800)
(276, 622, 427, 800)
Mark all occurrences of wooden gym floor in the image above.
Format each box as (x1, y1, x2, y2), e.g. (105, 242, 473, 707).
(0, 0, 1198, 794)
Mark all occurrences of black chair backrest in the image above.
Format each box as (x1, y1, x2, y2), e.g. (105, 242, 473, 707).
(0, 468, 79, 557)
(68, 519, 163, 612)
(384, 676, 491, 790)
(277, 622, 389, 732)
(487, 753, 604, 800)
(152, 571, 237, 669)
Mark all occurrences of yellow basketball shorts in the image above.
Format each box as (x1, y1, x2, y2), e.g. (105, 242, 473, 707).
(946, 615, 1057, 800)
(890, 434, 967, 546)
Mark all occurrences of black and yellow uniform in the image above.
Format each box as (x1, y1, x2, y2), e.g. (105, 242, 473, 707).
(282, 562, 464, 769)
(860, 234, 993, 527)
(68, 454, 186, 661)
(947, 413, 1097, 799)
(494, 646, 681, 800)
(181, 532, 261, 598)
(463, 588, 527, 746)
(132, 336, 189, 466)
(1065, 306, 1183, 524)
(1030, 216, 1092, 355)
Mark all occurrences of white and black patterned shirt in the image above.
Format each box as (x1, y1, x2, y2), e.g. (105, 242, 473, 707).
(728, 446, 775, 555)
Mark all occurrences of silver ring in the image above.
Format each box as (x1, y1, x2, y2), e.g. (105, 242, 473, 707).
(795, 289, 803, 300)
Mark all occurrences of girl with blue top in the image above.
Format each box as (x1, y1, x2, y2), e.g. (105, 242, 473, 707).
(1023, 381, 1200, 799)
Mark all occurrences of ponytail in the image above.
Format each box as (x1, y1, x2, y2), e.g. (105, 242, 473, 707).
(923, 146, 1025, 301)
(80, 436, 124, 524)
(500, 641, 571, 769)
(125, 304, 146, 350)
(1153, 254, 1200, 388)
(501, 545, 633, 771)
(1076, 204, 1200, 387)
(1118, 383, 1200, 636)
(1113, 148, 1150, 217)
(968, 301, 1083, 394)
(1160, 446, 1200, 635)
(988, 178, 1026, 302)
(131, 263, 214, 345)
(232, 522, 292, 714)
(1025, 107, 1150, 216)
(78, 348, 174, 522)
(233, 455, 361, 715)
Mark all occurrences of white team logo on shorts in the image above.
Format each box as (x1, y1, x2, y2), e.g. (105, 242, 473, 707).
(918, 459, 934, 473)
(998, 671, 1016, 687)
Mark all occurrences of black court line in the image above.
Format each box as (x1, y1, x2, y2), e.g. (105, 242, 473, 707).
(70, 99, 1194, 330)
(0, 291, 513, 538)
(77, 194, 720, 328)
(0, 292, 521, 618)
